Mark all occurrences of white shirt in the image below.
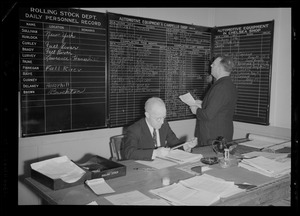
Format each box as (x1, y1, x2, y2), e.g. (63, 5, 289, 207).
(145, 120, 161, 148)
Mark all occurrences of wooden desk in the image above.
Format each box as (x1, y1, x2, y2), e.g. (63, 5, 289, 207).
(25, 146, 291, 206)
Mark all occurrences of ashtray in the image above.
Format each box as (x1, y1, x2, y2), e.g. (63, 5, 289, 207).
(201, 157, 219, 165)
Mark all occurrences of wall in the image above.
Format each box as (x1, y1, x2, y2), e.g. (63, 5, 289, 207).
(18, 8, 291, 205)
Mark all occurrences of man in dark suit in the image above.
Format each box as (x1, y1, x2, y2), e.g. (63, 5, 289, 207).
(121, 97, 197, 160)
(190, 55, 237, 146)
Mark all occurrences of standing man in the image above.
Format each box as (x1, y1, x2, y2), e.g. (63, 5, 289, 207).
(121, 97, 197, 160)
(190, 55, 237, 146)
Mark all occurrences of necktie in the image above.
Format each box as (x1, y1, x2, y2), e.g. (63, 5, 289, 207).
(152, 129, 157, 147)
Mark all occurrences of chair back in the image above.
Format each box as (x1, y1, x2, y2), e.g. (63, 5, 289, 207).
(110, 134, 124, 161)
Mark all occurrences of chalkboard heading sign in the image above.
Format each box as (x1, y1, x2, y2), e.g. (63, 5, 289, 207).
(20, 8, 108, 137)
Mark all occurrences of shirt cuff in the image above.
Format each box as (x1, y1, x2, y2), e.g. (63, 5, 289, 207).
(151, 149, 157, 160)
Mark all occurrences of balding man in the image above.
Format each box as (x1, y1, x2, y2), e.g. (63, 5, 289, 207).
(121, 97, 196, 160)
(190, 55, 237, 146)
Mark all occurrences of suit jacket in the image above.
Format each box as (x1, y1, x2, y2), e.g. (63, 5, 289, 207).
(195, 76, 237, 146)
(121, 118, 181, 160)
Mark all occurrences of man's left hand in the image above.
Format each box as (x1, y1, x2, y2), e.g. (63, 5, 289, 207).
(183, 137, 198, 152)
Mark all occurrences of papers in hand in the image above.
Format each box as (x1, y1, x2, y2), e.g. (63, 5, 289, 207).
(30, 156, 86, 183)
(85, 178, 115, 195)
(179, 92, 200, 107)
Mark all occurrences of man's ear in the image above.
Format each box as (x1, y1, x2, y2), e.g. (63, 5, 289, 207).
(145, 112, 150, 118)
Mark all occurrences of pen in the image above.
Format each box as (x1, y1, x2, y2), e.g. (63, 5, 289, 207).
(170, 142, 186, 150)
(133, 167, 156, 171)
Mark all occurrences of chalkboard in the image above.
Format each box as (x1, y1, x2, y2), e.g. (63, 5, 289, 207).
(19, 8, 275, 136)
(108, 13, 212, 127)
(19, 8, 108, 136)
(213, 21, 274, 125)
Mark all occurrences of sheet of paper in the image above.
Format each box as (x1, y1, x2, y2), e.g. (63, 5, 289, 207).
(162, 149, 203, 164)
(242, 151, 289, 161)
(150, 183, 220, 205)
(85, 178, 115, 195)
(179, 174, 235, 197)
(179, 92, 196, 106)
(150, 173, 244, 205)
(136, 157, 177, 169)
(241, 156, 290, 173)
(30, 156, 85, 183)
(133, 198, 170, 205)
(104, 190, 152, 205)
(239, 134, 289, 149)
(239, 156, 291, 178)
(87, 201, 98, 205)
(265, 141, 291, 151)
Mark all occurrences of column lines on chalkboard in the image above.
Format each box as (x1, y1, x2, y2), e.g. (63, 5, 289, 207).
(42, 21, 47, 133)
(68, 24, 73, 129)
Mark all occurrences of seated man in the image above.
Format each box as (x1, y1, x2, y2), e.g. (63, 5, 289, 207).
(121, 97, 197, 160)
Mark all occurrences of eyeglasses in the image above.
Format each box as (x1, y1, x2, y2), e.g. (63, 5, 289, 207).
(150, 115, 166, 122)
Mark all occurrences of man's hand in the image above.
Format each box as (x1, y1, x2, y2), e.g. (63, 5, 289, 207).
(183, 137, 198, 152)
(190, 100, 202, 114)
(190, 105, 198, 114)
(195, 99, 202, 108)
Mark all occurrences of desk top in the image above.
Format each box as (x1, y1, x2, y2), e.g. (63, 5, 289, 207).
(25, 146, 291, 205)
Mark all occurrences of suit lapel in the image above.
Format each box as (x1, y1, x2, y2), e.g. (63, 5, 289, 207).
(141, 118, 156, 148)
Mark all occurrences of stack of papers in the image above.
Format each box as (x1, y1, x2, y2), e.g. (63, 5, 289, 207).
(160, 149, 203, 164)
(30, 156, 86, 183)
(239, 156, 291, 178)
(150, 174, 244, 205)
(85, 178, 115, 195)
(239, 134, 290, 149)
(104, 190, 170, 205)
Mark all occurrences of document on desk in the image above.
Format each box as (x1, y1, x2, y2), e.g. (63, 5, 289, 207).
(239, 133, 290, 149)
(30, 156, 85, 183)
(104, 190, 169, 205)
(136, 157, 177, 169)
(160, 149, 203, 164)
(85, 178, 115, 195)
(150, 174, 243, 205)
(179, 174, 241, 198)
(239, 156, 291, 178)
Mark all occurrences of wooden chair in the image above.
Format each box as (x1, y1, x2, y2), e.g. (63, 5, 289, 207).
(110, 134, 124, 161)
